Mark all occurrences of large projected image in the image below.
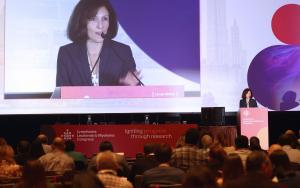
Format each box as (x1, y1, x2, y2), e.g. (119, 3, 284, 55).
(0, 0, 299, 114)
(4, 0, 200, 98)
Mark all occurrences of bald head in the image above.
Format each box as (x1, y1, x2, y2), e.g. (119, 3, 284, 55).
(52, 137, 65, 151)
(37, 134, 48, 144)
(268, 144, 282, 155)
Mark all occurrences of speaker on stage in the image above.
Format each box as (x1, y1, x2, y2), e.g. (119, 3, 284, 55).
(201, 107, 225, 125)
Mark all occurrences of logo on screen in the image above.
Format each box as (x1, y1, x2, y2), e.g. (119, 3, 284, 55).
(61, 129, 74, 140)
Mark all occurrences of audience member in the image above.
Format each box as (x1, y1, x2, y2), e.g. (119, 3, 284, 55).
(268, 144, 282, 155)
(14, 140, 31, 166)
(0, 144, 22, 177)
(37, 134, 52, 153)
(222, 153, 244, 185)
(269, 149, 300, 188)
(224, 151, 281, 188)
(182, 165, 218, 188)
(278, 133, 300, 164)
(215, 132, 235, 153)
(199, 132, 213, 161)
(96, 151, 133, 188)
(65, 139, 87, 170)
(129, 142, 159, 182)
(39, 137, 74, 173)
(171, 128, 206, 171)
(142, 143, 185, 187)
(30, 139, 46, 160)
(207, 144, 227, 180)
(284, 129, 299, 148)
(88, 140, 130, 177)
(0, 137, 7, 146)
(229, 135, 251, 168)
(15, 160, 54, 188)
(73, 171, 104, 188)
(249, 136, 264, 151)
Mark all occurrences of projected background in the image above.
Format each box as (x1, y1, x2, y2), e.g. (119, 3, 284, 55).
(0, 0, 300, 114)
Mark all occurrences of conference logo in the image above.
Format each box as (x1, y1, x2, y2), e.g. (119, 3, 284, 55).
(60, 129, 75, 140)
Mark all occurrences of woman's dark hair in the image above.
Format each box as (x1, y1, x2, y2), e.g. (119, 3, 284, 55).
(30, 139, 45, 160)
(183, 165, 218, 188)
(223, 153, 244, 183)
(16, 160, 48, 188)
(65, 139, 75, 152)
(154, 143, 172, 164)
(241, 88, 253, 99)
(249, 136, 262, 151)
(67, 0, 118, 42)
(269, 149, 293, 179)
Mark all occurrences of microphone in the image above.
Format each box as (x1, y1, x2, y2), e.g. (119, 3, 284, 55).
(101, 32, 144, 86)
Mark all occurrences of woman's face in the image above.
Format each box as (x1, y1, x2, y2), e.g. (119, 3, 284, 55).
(87, 6, 109, 43)
(246, 90, 251, 99)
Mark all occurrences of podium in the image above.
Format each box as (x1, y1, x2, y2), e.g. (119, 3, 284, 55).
(51, 85, 184, 99)
(239, 108, 269, 150)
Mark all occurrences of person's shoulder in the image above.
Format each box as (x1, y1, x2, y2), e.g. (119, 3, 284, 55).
(59, 42, 85, 51)
(109, 39, 130, 49)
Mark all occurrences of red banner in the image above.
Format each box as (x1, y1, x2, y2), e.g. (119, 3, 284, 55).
(52, 124, 197, 158)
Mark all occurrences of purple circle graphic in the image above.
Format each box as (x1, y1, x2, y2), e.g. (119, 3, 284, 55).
(248, 45, 300, 110)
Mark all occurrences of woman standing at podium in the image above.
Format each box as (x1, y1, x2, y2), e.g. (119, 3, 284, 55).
(56, 0, 141, 87)
(239, 88, 258, 108)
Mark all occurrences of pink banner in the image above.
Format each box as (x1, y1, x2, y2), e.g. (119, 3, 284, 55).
(52, 124, 197, 158)
(60, 86, 184, 99)
(240, 108, 269, 149)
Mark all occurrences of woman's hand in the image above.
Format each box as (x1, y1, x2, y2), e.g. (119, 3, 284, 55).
(119, 70, 142, 86)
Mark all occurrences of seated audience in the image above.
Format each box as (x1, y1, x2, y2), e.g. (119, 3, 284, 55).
(199, 132, 213, 161)
(37, 134, 52, 153)
(142, 143, 185, 187)
(73, 171, 104, 188)
(39, 137, 74, 173)
(206, 144, 227, 181)
(249, 136, 265, 152)
(269, 149, 300, 188)
(0, 144, 22, 177)
(65, 139, 87, 170)
(224, 151, 282, 188)
(171, 128, 206, 171)
(182, 165, 218, 188)
(15, 160, 54, 188)
(30, 139, 46, 160)
(129, 142, 159, 182)
(14, 140, 31, 166)
(96, 151, 133, 188)
(278, 133, 300, 164)
(229, 135, 252, 168)
(268, 144, 282, 155)
(222, 153, 244, 186)
(215, 132, 235, 153)
(88, 140, 130, 177)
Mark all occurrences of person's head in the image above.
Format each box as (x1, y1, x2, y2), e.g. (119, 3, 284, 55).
(37, 134, 48, 144)
(96, 151, 119, 171)
(99, 141, 113, 152)
(268, 144, 282, 155)
(216, 132, 230, 147)
(235, 135, 249, 149)
(246, 151, 273, 178)
(154, 143, 172, 164)
(278, 133, 293, 146)
(0, 137, 7, 146)
(22, 160, 47, 187)
(17, 140, 31, 154)
(200, 133, 213, 149)
(183, 165, 218, 188)
(52, 137, 65, 151)
(223, 153, 244, 183)
(30, 139, 45, 159)
(241, 88, 253, 99)
(185, 128, 200, 145)
(269, 149, 291, 179)
(65, 139, 75, 152)
(209, 144, 227, 165)
(73, 171, 104, 188)
(67, 0, 118, 43)
(0, 144, 15, 163)
(249, 136, 261, 151)
(143, 143, 157, 155)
